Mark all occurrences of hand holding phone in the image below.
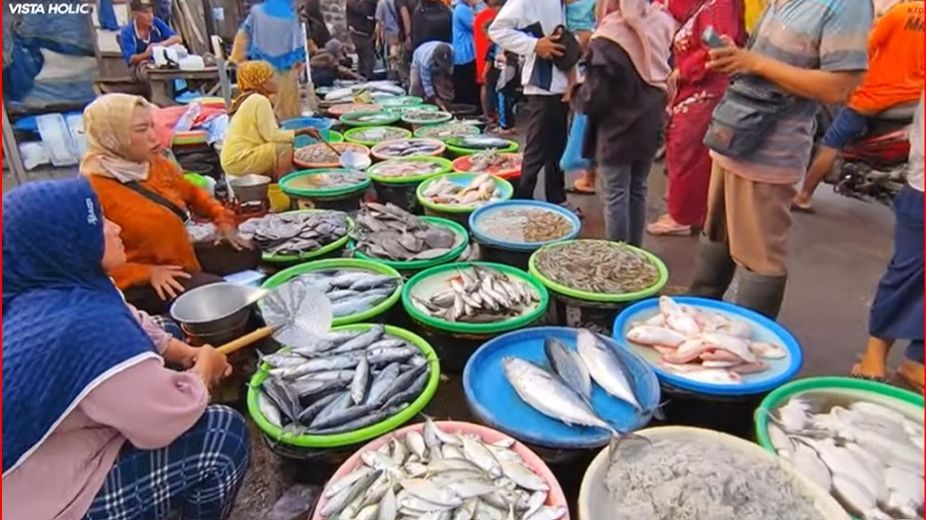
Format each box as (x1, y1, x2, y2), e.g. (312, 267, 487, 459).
(701, 26, 726, 49)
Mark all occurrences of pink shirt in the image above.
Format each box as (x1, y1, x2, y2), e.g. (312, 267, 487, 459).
(2, 308, 207, 520)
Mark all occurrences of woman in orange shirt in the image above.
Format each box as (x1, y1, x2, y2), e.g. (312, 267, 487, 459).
(82, 94, 246, 314)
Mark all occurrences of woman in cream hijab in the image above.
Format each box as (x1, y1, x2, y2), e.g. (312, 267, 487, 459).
(83, 93, 244, 314)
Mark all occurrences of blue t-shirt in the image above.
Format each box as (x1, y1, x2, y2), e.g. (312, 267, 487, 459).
(119, 18, 175, 64)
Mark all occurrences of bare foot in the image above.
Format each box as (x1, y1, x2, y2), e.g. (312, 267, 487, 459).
(898, 359, 925, 392)
(851, 349, 888, 380)
(791, 193, 814, 213)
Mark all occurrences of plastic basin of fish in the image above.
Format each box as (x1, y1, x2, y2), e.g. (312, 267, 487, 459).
(255, 209, 355, 265)
(343, 125, 412, 147)
(351, 216, 470, 275)
(281, 117, 335, 141)
(416, 173, 514, 229)
(402, 261, 549, 372)
(262, 258, 403, 326)
(444, 138, 520, 158)
(294, 130, 344, 149)
(310, 420, 571, 520)
(377, 95, 424, 108)
(247, 324, 441, 452)
(325, 103, 382, 118)
(368, 157, 454, 213)
(279, 168, 372, 212)
(578, 426, 851, 520)
(413, 122, 482, 140)
(370, 138, 447, 161)
(469, 200, 582, 271)
(754, 376, 924, 451)
(463, 326, 660, 452)
(401, 110, 454, 129)
(612, 296, 803, 400)
(292, 142, 370, 170)
(528, 240, 668, 334)
(339, 110, 401, 127)
(452, 153, 523, 180)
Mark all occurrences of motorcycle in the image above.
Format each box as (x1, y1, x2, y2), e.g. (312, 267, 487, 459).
(816, 101, 917, 206)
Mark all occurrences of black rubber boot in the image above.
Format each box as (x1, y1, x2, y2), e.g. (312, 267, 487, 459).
(688, 238, 736, 299)
(733, 269, 788, 320)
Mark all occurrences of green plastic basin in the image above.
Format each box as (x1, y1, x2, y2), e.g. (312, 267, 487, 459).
(262, 258, 403, 326)
(352, 216, 470, 272)
(257, 210, 354, 264)
(246, 323, 441, 448)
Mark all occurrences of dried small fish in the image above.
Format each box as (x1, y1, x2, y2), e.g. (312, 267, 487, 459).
(416, 122, 482, 140)
(348, 126, 410, 144)
(402, 110, 452, 123)
(373, 138, 445, 158)
(412, 266, 539, 323)
(294, 143, 369, 166)
(468, 150, 521, 173)
(534, 240, 658, 294)
(421, 174, 503, 208)
(369, 158, 447, 178)
(238, 211, 349, 256)
(343, 111, 398, 125)
(476, 209, 573, 243)
(352, 202, 458, 261)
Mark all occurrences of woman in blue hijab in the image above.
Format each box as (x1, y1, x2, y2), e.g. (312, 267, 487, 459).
(230, 0, 307, 119)
(2, 179, 249, 519)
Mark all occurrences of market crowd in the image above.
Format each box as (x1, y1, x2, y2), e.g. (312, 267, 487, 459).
(2, 0, 925, 519)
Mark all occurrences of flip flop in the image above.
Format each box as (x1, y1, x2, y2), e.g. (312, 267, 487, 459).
(566, 183, 596, 195)
(791, 200, 815, 214)
(646, 221, 693, 236)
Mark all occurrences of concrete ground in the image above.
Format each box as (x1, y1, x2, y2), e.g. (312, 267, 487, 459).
(229, 164, 901, 519)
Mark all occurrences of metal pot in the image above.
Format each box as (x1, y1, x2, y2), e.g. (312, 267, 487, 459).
(228, 174, 271, 205)
(170, 282, 261, 337)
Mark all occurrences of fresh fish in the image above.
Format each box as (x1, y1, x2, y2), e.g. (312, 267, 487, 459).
(379, 486, 397, 520)
(524, 506, 567, 520)
(446, 136, 512, 150)
(353, 203, 458, 261)
(365, 362, 401, 405)
(499, 460, 549, 492)
(372, 138, 445, 158)
(370, 157, 447, 178)
(257, 390, 282, 427)
(460, 435, 502, 477)
(239, 211, 350, 257)
(320, 469, 382, 518)
(475, 208, 573, 244)
(576, 329, 643, 411)
(415, 266, 538, 324)
(467, 150, 520, 173)
(544, 337, 592, 401)
(421, 174, 502, 208)
(416, 122, 481, 140)
(400, 479, 463, 508)
(351, 357, 370, 405)
(503, 357, 614, 431)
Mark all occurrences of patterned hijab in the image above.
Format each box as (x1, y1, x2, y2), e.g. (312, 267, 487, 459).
(79, 93, 152, 183)
(230, 60, 276, 115)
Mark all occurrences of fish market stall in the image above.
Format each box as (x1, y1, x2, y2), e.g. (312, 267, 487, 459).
(579, 426, 850, 520)
(247, 323, 440, 459)
(343, 126, 412, 147)
(339, 111, 402, 128)
(293, 143, 371, 170)
(377, 95, 424, 108)
(452, 151, 524, 180)
(367, 157, 454, 212)
(237, 210, 353, 265)
(754, 377, 924, 519)
(402, 262, 549, 371)
(351, 203, 470, 275)
(463, 327, 660, 462)
(444, 136, 520, 157)
(311, 419, 570, 520)
(262, 259, 404, 326)
(470, 201, 581, 270)
(530, 240, 668, 333)
(401, 110, 454, 129)
(417, 173, 514, 228)
(371, 138, 447, 160)
(326, 103, 382, 118)
(279, 169, 372, 212)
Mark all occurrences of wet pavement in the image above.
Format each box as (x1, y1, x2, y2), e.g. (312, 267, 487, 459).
(231, 165, 899, 518)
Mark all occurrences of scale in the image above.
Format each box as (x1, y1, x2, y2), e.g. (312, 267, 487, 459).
(227, 174, 271, 219)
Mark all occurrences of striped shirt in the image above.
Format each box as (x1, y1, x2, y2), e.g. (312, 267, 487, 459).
(712, 0, 873, 184)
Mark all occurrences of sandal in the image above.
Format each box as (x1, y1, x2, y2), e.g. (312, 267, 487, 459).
(646, 220, 693, 236)
(567, 179, 596, 195)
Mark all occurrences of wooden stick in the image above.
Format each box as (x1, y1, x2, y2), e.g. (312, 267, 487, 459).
(216, 325, 276, 355)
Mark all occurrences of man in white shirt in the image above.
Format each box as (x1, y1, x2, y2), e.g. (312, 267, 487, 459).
(489, 0, 571, 206)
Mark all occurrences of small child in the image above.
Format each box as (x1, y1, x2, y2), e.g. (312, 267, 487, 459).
(490, 49, 520, 134)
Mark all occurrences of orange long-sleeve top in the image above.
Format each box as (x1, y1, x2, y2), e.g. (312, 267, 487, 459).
(87, 155, 235, 290)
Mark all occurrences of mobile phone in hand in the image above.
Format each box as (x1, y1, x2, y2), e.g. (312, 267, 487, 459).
(701, 26, 726, 49)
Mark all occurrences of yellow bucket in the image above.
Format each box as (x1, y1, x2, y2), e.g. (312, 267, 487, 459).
(268, 184, 291, 213)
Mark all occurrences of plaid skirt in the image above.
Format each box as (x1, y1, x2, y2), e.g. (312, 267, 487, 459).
(83, 405, 250, 520)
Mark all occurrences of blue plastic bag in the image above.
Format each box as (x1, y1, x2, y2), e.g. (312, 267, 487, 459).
(559, 112, 594, 173)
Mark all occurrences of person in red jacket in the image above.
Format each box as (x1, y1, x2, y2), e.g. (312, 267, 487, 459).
(474, 0, 501, 121)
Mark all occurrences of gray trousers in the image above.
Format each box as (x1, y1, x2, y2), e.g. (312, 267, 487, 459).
(597, 160, 652, 247)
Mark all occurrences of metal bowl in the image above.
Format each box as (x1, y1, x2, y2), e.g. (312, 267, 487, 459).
(228, 174, 271, 204)
(170, 283, 254, 336)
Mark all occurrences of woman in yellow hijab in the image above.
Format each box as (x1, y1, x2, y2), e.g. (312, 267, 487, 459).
(220, 61, 319, 180)
(744, 0, 766, 33)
